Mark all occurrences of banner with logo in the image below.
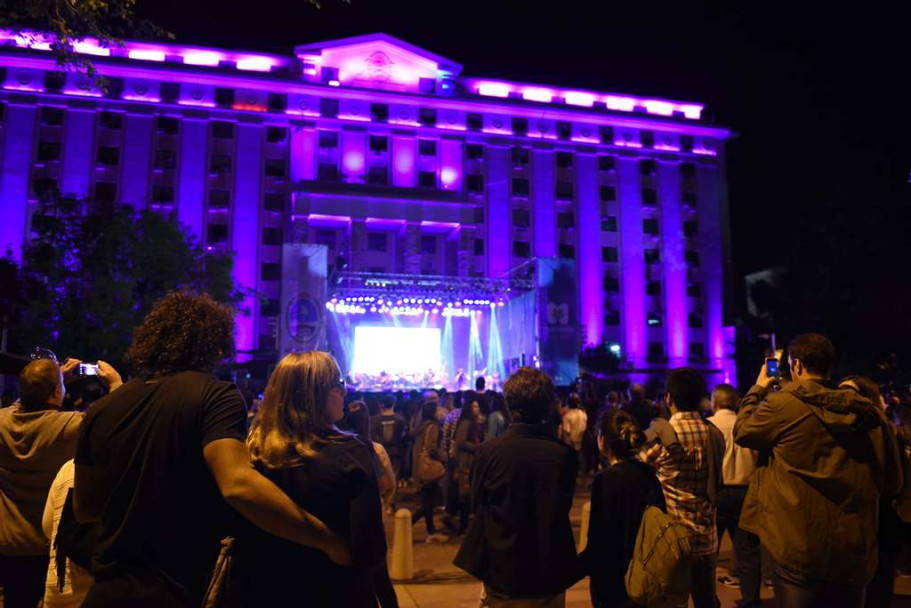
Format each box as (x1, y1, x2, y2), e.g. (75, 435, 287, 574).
(279, 244, 328, 355)
(536, 258, 580, 386)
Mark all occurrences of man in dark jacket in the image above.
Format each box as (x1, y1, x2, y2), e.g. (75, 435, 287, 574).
(734, 333, 902, 608)
(454, 367, 579, 606)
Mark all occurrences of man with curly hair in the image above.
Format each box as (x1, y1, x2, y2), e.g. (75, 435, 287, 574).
(74, 292, 350, 606)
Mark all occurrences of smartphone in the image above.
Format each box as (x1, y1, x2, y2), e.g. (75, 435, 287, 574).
(77, 363, 99, 376)
(765, 358, 780, 378)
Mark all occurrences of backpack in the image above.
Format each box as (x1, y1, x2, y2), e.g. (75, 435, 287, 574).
(625, 505, 694, 605)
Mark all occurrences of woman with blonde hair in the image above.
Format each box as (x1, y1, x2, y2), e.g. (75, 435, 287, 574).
(237, 351, 395, 607)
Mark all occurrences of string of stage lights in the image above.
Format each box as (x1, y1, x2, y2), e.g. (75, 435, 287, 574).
(326, 296, 507, 316)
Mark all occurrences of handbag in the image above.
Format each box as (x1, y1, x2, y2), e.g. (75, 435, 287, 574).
(417, 425, 445, 483)
(202, 536, 235, 608)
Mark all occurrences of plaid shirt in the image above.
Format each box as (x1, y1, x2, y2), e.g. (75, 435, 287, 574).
(441, 408, 461, 459)
(640, 412, 717, 556)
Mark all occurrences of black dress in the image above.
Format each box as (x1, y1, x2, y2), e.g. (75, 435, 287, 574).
(581, 459, 665, 608)
(234, 433, 393, 607)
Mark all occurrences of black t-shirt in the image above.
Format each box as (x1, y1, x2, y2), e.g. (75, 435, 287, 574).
(75, 371, 247, 605)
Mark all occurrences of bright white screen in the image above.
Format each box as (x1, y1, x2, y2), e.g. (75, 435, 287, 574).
(352, 326, 441, 375)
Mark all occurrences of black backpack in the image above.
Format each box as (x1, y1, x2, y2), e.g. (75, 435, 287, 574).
(54, 488, 100, 590)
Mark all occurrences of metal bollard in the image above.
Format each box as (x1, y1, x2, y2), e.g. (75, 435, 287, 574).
(390, 507, 414, 580)
(577, 501, 591, 552)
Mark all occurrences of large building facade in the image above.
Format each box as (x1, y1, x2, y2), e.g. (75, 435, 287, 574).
(0, 32, 734, 382)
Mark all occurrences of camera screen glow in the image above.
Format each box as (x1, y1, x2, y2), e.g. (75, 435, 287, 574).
(351, 326, 441, 376)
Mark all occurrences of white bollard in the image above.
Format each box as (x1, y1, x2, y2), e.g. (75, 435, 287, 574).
(390, 507, 414, 581)
(577, 501, 591, 552)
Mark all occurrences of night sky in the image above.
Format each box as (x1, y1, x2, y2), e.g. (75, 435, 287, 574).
(137, 0, 911, 364)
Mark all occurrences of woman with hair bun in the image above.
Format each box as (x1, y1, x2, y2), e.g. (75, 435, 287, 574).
(581, 409, 665, 608)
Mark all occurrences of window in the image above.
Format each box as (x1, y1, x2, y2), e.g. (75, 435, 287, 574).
(318, 131, 339, 148)
(681, 163, 696, 178)
(512, 178, 530, 197)
(96, 146, 120, 166)
(32, 178, 57, 198)
(682, 192, 697, 207)
(513, 241, 530, 258)
(558, 244, 574, 259)
(261, 298, 280, 317)
(267, 93, 287, 112)
(420, 235, 437, 255)
(603, 276, 619, 292)
(265, 159, 286, 178)
(598, 155, 615, 171)
(473, 207, 485, 224)
(315, 229, 336, 248)
(210, 154, 232, 175)
(511, 148, 529, 165)
(689, 342, 705, 360)
(556, 152, 573, 168)
(556, 121, 572, 140)
(37, 142, 61, 162)
(600, 185, 616, 201)
(266, 126, 287, 143)
(154, 149, 176, 170)
(160, 83, 180, 103)
(466, 144, 484, 160)
(371, 103, 388, 122)
(261, 262, 281, 281)
(209, 189, 230, 208)
(557, 212, 575, 229)
(640, 159, 657, 176)
(601, 216, 618, 232)
(214, 88, 235, 108)
(258, 334, 276, 350)
(94, 182, 116, 202)
(367, 233, 387, 252)
(44, 71, 65, 92)
(642, 189, 658, 206)
(152, 185, 174, 203)
(418, 108, 437, 126)
(646, 281, 661, 296)
(105, 77, 124, 99)
(683, 221, 698, 237)
(264, 192, 284, 211)
(212, 121, 234, 139)
(208, 224, 229, 243)
(640, 130, 655, 148)
(41, 107, 65, 126)
(598, 126, 613, 144)
(467, 113, 483, 131)
(99, 112, 123, 130)
(647, 342, 665, 360)
(512, 209, 531, 228)
(367, 167, 388, 185)
(512, 117, 528, 136)
(647, 312, 663, 327)
(317, 163, 339, 181)
(418, 140, 437, 157)
(418, 171, 437, 189)
(605, 310, 621, 326)
(686, 283, 702, 298)
(688, 313, 703, 328)
(556, 181, 574, 199)
(644, 249, 661, 264)
(156, 116, 179, 135)
(474, 239, 484, 256)
(643, 218, 659, 235)
(685, 250, 700, 266)
(680, 135, 694, 152)
(263, 227, 283, 245)
(467, 174, 484, 194)
(369, 136, 388, 153)
(320, 98, 339, 118)
(602, 247, 618, 263)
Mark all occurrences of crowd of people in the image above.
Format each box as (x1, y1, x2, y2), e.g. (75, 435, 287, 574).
(0, 290, 909, 608)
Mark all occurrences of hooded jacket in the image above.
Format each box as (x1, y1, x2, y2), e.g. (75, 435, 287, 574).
(734, 379, 902, 585)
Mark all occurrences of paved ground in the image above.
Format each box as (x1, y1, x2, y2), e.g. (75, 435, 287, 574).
(385, 480, 911, 607)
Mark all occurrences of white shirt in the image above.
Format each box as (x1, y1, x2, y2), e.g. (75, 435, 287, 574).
(707, 409, 757, 487)
(561, 409, 588, 449)
(42, 459, 94, 608)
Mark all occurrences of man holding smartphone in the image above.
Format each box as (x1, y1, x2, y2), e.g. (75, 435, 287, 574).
(734, 333, 901, 608)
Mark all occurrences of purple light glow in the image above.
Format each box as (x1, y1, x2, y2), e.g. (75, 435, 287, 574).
(565, 92, 595, 107)
(236, 57, 274, 72)
(3, 83, 44, 93)
(178, 99, 216, 108)
(605, 96, 637, 112)
(440, 167, 458, 187)
(13, 34, 51, 51)
(364, 218, 406, 229)
(307, 214, 351, 227)
(122, 94, 161, 102)
(128, 49, 166, 62)
(522, 87, 554, 103)
(63, 88, 102, 98)
(643, 100, 675, 116)
(477, 82, 510, 98)
(73, 40, 109, 56)
(184, 51, 222, 66)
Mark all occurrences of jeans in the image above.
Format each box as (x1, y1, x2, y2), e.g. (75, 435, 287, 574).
(412, 482, 439, 534)
(717, 486, 761, 606)
(0, 553, 49, 608)
(690, 553, 720, 608)
(771, 559, 865, 608)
